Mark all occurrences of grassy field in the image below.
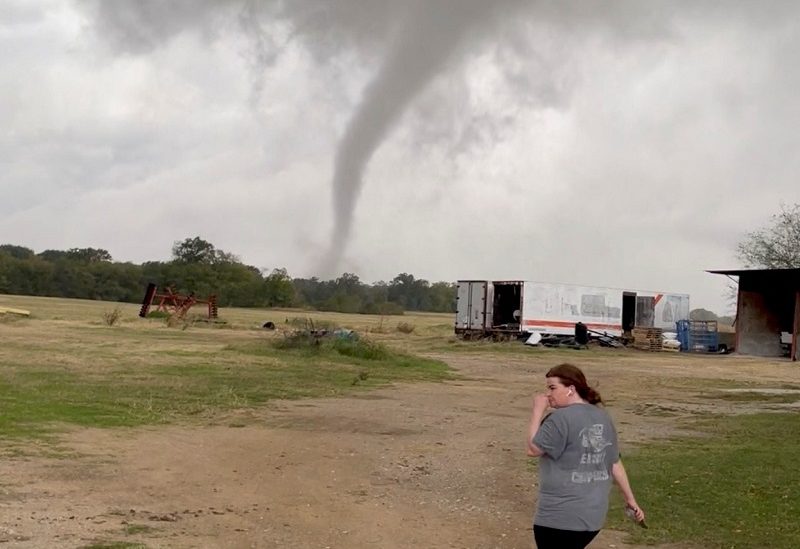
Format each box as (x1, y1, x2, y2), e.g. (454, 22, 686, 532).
(609, 412, 800, 549)
(0, 294, 454, 442)
(2, 293, 800, 549)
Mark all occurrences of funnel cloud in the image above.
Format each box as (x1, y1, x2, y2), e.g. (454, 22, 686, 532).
(3, 1, 800, 314)
(317, 0, 519, 276)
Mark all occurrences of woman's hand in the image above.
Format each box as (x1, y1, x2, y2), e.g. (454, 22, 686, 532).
(625, 501, 645, 523)
(532, 394, 549, 415)
(527, 394, 550, 457)
(612, 461, 645, 524)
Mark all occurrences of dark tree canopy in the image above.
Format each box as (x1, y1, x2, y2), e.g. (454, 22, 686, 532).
(0, 244, 34, 260)
(1, 237, 456, 314)
(66, 248, 113, 262)
(37, 249, 70, 262)
(171, 237, 217, 264)
(35, 248, 112, 263)
(171, 237, 239, 265)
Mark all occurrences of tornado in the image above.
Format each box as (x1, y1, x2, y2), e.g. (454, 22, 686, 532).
(317, 0, 500, 277)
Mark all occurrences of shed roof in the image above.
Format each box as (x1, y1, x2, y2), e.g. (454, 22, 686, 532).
(707, 268, 800, 276)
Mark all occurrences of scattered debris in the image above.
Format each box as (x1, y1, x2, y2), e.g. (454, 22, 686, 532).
(524, 332, 542, 346)
(586, 328, 624, 348)
(333, 328, 358, 341)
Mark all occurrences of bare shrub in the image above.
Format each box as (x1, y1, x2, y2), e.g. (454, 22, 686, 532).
(165, 313, 186, 329)
(273, 330, 325, 351)
(285, 317, 338, 332)
(351, 370, 370, 385)
(367, 315, 388, 333)
(103, 307, 122, 326)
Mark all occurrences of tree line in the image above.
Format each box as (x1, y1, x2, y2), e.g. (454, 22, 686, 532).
(0, 237, 456, 314)
(4, 203, 796, 317)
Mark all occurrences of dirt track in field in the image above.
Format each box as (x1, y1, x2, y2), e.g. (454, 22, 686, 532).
(1, 350, 798, 549)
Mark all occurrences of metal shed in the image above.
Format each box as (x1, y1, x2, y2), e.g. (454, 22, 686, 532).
(708, 268, 800, 360)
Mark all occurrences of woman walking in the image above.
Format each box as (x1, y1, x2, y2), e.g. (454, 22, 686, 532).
(527, 363, 645, 549)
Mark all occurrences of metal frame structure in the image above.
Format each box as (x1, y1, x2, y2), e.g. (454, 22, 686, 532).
(138, 283, 218, 319)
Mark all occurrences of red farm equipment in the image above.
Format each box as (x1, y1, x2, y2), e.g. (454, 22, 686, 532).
(138, 283, 218, 320)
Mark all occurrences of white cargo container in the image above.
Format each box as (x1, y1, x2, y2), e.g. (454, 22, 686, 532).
(455, 280, 690, 338)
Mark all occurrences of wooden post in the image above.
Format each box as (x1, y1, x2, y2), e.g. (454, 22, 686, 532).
(734, 284, 742, 354)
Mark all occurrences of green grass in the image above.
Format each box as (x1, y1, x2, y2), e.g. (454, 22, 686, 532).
(231, 336, 453, 387)
(703, 391, 800, 404)
(80, 542, 147, 549)
(123, 524, 156, 536)
(0, 299, 453, 443)
(8, 294, 800, 549)
(0, 344, 450, 440)
(608, 412, 800, 549)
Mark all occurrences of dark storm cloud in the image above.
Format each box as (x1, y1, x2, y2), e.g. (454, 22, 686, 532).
(77, 0, 233, 54)
(3, 0, 799, 312)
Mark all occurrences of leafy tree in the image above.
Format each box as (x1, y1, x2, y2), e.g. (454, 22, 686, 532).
(389, 273, 431, 311)
(89, 262, 141, 301)
(172, 237, 218, 264)
(66, 247, 113, 263)
(317, 273, 365, 312)
(369, 281, 390, 303)
(263, 268, 295, 307)
(212, 262, 264, 306)
(322, 293, 363, 313)
(0, 238, 458, 315)
(172, 236, 217, 264)
(690, 308, 718, 321)
(37, 249, 70, 262)
(293, 277, 336, 307)
(171, 237, 239, 265)
(0, 244, 34, 260)
(52, 261, 94, 298)
(216, 250, 241, 264)
(0, 254, 12, 293)
(12, 258, 54, 295)
(737, 203, 800, 268)
(334, 272, 363, 295)
(428, 281, 456, 312)
(359, 281, 401, 315)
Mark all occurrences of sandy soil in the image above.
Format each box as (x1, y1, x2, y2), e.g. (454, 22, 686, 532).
(2, 350, 797, 549)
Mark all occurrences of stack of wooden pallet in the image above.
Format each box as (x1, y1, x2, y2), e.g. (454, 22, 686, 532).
(632, 327, 663, 351)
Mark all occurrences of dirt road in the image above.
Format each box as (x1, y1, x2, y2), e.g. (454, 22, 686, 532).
(4, 349, 793, 549)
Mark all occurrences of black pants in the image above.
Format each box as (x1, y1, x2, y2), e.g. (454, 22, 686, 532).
(533, 524, 599, 549)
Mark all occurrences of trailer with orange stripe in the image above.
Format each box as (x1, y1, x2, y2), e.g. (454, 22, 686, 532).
(455, 280, 689, 339)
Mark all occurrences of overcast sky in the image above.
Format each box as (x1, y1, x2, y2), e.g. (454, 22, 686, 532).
(3, 0, 799, 314)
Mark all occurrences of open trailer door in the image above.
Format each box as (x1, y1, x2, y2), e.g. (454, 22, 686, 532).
(635, 295, 655, 328)
(490, 281, 523, 332)
(455, 281, 489, 334)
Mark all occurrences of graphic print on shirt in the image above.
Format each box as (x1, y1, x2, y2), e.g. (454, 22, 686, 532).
(571, 424, 612, 484)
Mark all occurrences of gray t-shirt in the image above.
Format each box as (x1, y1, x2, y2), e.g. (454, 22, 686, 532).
(532, 403, 619, 531)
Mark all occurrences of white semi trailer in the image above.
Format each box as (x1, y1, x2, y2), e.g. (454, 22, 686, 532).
(455, 280, 690, 338)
